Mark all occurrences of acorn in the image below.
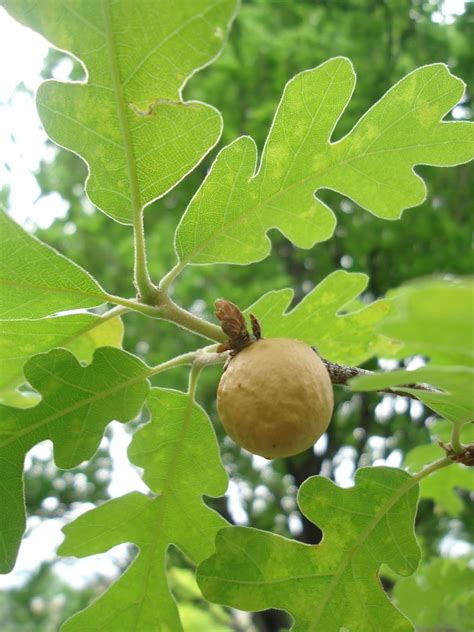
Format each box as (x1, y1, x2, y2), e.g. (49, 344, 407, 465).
(215, 301, 333, 459)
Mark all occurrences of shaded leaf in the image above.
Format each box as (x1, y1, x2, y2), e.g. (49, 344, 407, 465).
(378, 278, 474, 366)
(393, 557, 474, 631)
(0, 313, 123, 398)
(352, 365, 474, 424)
(0, 347, 150, 573)
(59, 388, 227, 631)
(4, 0, 237, 223)
(0, 212, 108, 319)
(176, 57, 473, 266)
(198, 467, 420, 631)
(245, 270, 391, 365)
(351, 278, 474, 423)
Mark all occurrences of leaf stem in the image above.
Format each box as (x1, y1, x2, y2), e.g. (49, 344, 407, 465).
(159, 297, 226, 343)
(104, 292, 226, 342)
(103, 293, 162, 318)
(450, 422, 465, 455)
(187, 362, 203, 399)
(99, 304, 129, 320)
(148, 346, 226, 378)
(412, 455, 453, 482)
(149, 351, 201, 377)
(159, 261, 186, 291)
(133, 210, 157, 303)
(322, 357, 440, 402)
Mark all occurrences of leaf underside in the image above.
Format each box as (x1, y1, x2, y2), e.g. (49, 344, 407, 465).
(58, 388, 228, 631)
(4, 0, 238, 223)
(198, 467, 421, 632)
(0, 347, 150, 573)
(0, 211, 108, 319)
(0, 313, 123, 400)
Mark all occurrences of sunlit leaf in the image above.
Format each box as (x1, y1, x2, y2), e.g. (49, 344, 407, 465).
(245, 270, 391, 365)
(0, 313, 123, 398)
(0, 212, 109, 318)
(198, 467, 420, 631)
(4, 0, 237, 223)
(0, 347, 149, 573)
(175, 58, 473, 266)
(58, 388, 227, 631)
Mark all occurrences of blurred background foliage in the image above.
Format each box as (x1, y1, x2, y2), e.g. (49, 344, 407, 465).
(1, 1, 473, 630)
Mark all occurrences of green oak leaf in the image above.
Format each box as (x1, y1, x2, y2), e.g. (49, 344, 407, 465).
(0, 347, 150, 573)
(352, 365, 474, 423)
(350, 278, 474, 423)
(0, 313, 123, 398)
(4, 0, 237, 224)
(245, 270, 392, 365)
(198, 467, 421, 632)
(0, 211, 109, 319)
(58, 388, 227, 631)
(393, 557, 474, 631)
(378, 278, 474, 366)
(175, 57, 473, 266)
(404, 444, 473, 516)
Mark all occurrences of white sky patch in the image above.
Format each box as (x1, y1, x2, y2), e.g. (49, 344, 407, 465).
(107, 422, 149, 497)
(432, 0, 466, 23)
(0, 516, 64, 589)
(55, 542, 131, 591)
(0, 7, 70, 229)
(226, 480, 249, 525)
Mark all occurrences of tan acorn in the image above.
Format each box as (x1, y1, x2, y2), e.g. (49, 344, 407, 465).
(215, 300, 333, 459)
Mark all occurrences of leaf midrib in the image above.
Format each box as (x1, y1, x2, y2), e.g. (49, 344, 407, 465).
(0, 276, 107, 302)
(101, 0, 141, 220)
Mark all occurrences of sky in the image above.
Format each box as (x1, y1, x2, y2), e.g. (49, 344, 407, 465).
(0, 0, 471, 596)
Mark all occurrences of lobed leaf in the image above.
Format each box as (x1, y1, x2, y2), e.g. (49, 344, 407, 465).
(175, 57, 473, 267)
(58, 388, 228, 631)
(0, 313, 123, 399)
(4, 0, 237, 223)
(198, 467, 421, 632)
(245, 270, 392, 365)
(0, 212, 109, 319)
(0, 347, 150, 573)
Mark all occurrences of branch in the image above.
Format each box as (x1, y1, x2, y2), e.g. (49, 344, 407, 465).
(320, 357, 440, 402)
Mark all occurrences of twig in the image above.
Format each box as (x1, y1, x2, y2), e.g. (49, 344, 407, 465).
(320, 358, 440, 402)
